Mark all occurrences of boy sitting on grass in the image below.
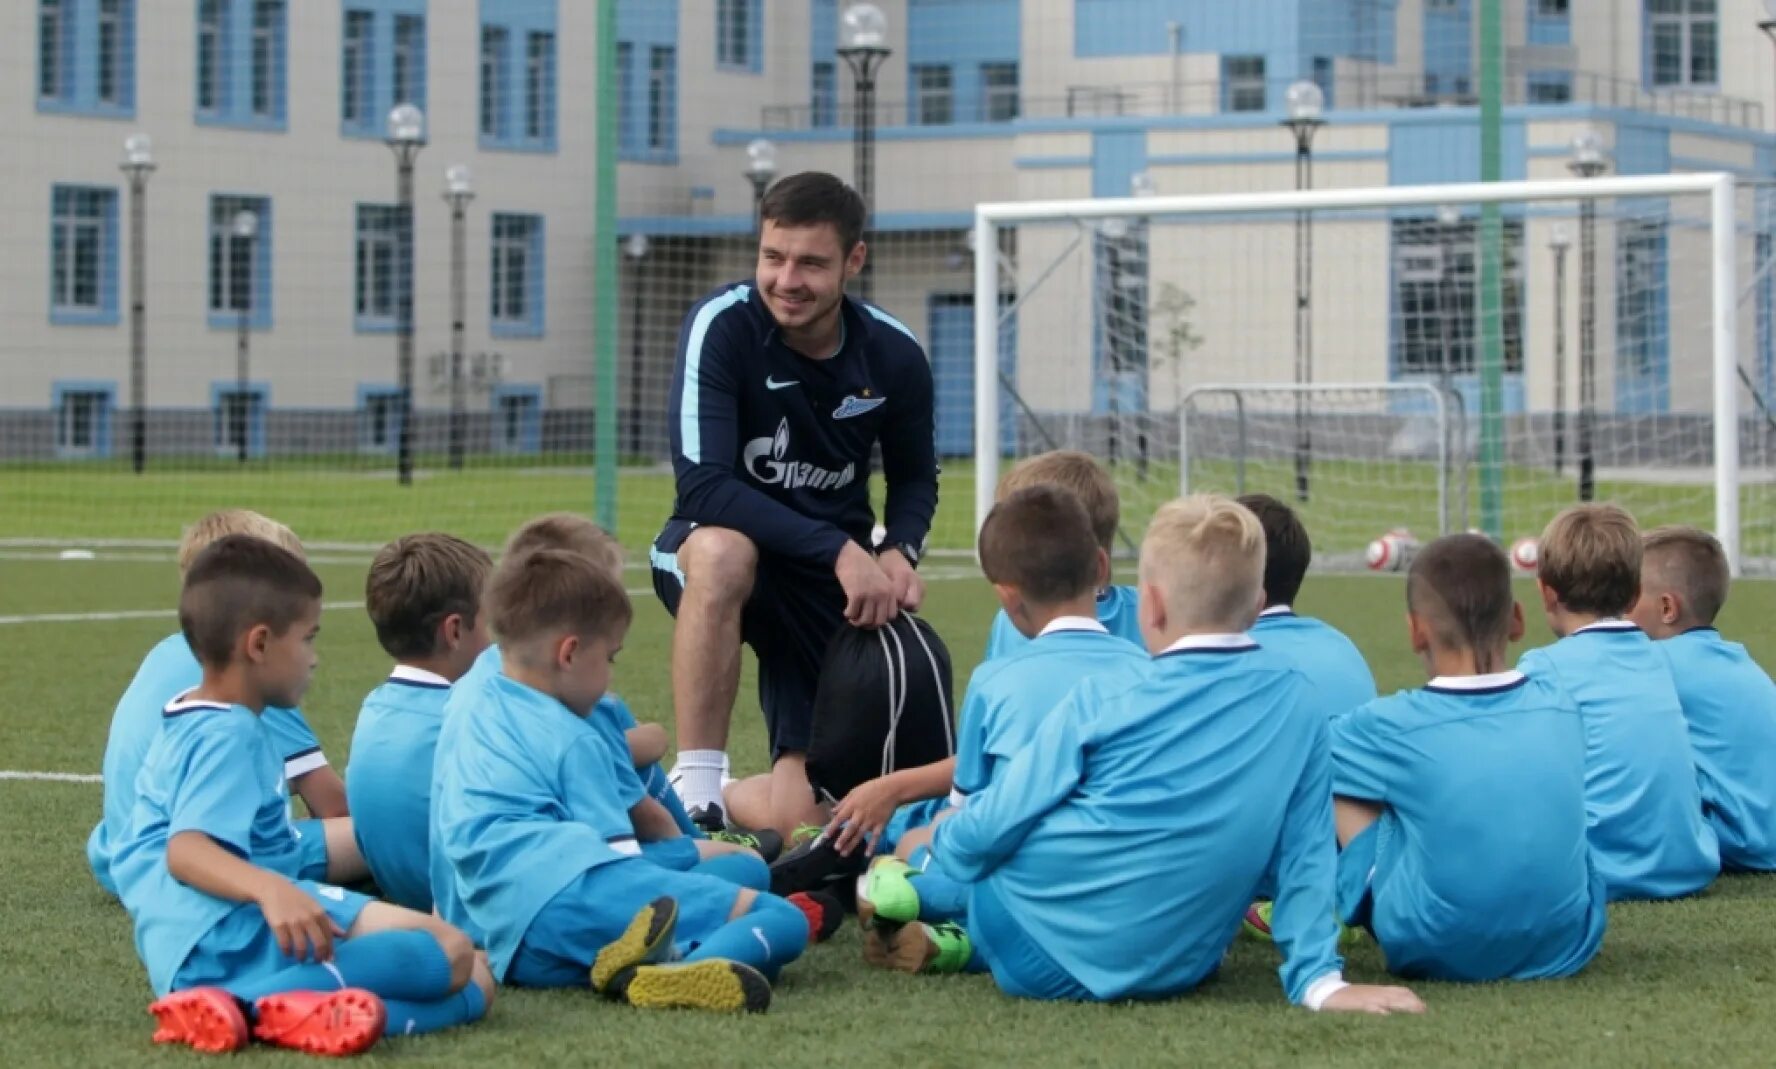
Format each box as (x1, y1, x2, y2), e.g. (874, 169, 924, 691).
(345, 533, 493, 912)
(430, 548, 807, 1010)
(1631, 526, 1776, 872)
(928, 495, 1424, 1014)
(90, 509, 361, 899)
(118, 536, 492, 1056)
(845, 485, 1149, 974)
(1332, 533, 1607, 981)
(1518, 504, 1718, 901)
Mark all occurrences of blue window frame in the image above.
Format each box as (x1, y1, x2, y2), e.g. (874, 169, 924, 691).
(981, 62, 1019, 122)
(491, 384, 543, 454)
(811, 61, 837, 127)
(1646, 0, 1716, 89)
(1616, 217, 1670, 413)
(356, 384, 405, 454)
(51, 380, 116, 459)
(1526, 69, 1573, 102)
(912, 64, 953, 125)
(342, 3, 427, 139)
(50, 184, 119, 326)
(479, 0, 556, 153)
(616, 41, 635, 146)
(393, 13, 426, 109)
(38, 0, 136, 116)
(1222, 55, 1266, 112)
(196, 0, 285, 128)
(490, 213, 545, 338)
(211, 381, 268, 458)
(207, 195, 272, 330)
(1092, 225, 1150, 417)
(716, 0, 762, 73)
(341, 9, 374, 130)
(1312, 55, 1334, 109)
(354, 203, 401, 332)
(618, 0, 676, 162)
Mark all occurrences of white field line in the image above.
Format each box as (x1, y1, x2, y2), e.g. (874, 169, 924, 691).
(0, 770, 102, 783)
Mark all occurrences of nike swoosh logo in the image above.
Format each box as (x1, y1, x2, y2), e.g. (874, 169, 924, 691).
(766, 377, 800, 391)
(752, 926, 771, 957)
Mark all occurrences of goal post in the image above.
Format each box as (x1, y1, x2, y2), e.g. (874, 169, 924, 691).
(972, 172, 1746, 572)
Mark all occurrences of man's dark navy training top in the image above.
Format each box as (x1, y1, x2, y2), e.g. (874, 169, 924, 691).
(665, 282, 938, 567)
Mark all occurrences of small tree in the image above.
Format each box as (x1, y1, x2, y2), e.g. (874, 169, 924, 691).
(1151, 282, 1205, 414)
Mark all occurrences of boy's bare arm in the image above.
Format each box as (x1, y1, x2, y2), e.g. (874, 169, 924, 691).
(167, 830, 342, 962)
(828, 756, 958, 856)
(292, 766, 349, 819)
(626, 724, 669, 769)
(629, 796, 682, 841)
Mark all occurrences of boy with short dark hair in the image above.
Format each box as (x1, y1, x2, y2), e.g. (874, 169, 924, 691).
(1518, 504, 1718, 901)
(983, 451, 1141, 657)
(117, 536, 492, 1056)
(431, 549, 807, 1010)
(89, 510, 360, 899)
(930, 496, 1423, 1014)
(346, 533, 494, 912)
(1238, 493, 1377, 717)
(1331, 534, 1606, 981)
(842, 486, 1149, 974)
(1632, 525, 1776, 871)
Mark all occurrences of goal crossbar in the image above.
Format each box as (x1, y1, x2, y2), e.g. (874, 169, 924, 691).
(970, 172, 1742, 572)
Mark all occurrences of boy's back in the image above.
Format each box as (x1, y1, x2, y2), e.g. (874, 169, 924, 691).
(1332, 673, 1605, 980)
(1518, 623, 1718, 899)
(1656, 628, 1776, 871)
(347, 667, 452, 911)
(984, 586, 1140, 660)
(1251, 608, 1377, 718)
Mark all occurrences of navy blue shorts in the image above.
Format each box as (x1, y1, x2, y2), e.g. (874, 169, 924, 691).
(651, 519, 848, 759)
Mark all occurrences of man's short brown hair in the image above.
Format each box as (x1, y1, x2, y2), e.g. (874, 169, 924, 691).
(177, 509, 303, 576)
(1139, 495, 1265, 632)
(365, 533, 494, 660)
(1408, 533, 1516, 655)
(1538, 504, 1642, 616)
(1238, 494, 1312, 608)
(978, 486, 1103, 606)
(179, 534, 323, 668)
(1642, 525, 1730, 626)
(758, 172, 867, 252)
(486, 547, 632, 651)
(502, 513, 624, 579)
(998, 450, 1120, 552)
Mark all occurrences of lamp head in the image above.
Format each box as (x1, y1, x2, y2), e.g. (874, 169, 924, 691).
(1436, 204, 1461, 227)
(1568, 127, 1609, 174)
(746, 138, 779, 180)
(232, 210, 259, 240)
(1129, 171, 1156, 198)
(1550, 224, 1572, 251)
(840, 3, 888, 51)
(388, 103, 426, 145)
(122, 133, 155, 170)
(445, 164, 474, 199)
(1285, 80, 1326, 124)
(624, 233, 651, 260)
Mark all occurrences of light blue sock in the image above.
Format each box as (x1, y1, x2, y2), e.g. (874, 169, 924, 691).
(683, 895, 808, 982)
(909, 870, 968, 923)
(694, 852, 771, 891)
(230, 930, 456, 1004)
(381, 981, 487, 1037)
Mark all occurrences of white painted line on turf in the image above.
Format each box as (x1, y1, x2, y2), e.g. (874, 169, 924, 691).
(0, 770, 102, 783)
(0, 587, 674, 626)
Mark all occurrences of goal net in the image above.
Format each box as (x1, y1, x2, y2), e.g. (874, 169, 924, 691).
(969, 173, 1774, 574)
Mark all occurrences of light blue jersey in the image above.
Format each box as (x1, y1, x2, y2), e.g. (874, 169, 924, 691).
(110, 695, 312, 996)
(934, 635, 1346, 1005)
(88, 634, 327, 896)
(346, 666, 453, 911)
(430, 669, 643, 980)
(1656, 627, 1776, 871)
(1518, 622, 1718, 900)
(1252, 606, 1378, 719)
(1331, 671, 1606, 981)
(984, 585, 1142, 660)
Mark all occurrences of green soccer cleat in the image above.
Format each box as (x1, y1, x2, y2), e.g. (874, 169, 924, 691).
(591, 896, 679, 995)
(862, 921, 973, 975)
(856, 855, 921, 929)
(707, 826, 785, 863)
(1242, 900, 1363, 946)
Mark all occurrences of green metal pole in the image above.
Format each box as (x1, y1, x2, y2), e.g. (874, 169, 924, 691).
(593, 0, 620, 531)
(1477, 0, 1505, 539)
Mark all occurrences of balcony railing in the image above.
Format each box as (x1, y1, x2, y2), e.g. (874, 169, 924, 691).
(760, 70, 1764, 132)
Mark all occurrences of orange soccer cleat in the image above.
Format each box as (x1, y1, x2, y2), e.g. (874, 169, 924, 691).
(251, 989, 387, 1057)
(148, 987, 251, 1054)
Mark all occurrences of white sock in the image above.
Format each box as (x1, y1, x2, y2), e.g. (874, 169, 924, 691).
(671, 750, 728, 812)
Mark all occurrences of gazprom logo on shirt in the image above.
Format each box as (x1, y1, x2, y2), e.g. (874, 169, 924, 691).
(743, 418, 857, 491)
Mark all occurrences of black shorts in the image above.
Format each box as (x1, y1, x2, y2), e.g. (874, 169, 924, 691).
(651, 519, 847, 759)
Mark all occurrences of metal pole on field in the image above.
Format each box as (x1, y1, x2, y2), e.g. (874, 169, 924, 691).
(594, 0, 620, 530)
(1476, 0, 1505, 539)
(119, 134, 154, 474)
(232, 210, 258, 465)
(838, 3, 889, 302)
(386, 104, 426, 486)
(443, 165, 475, 471)
(1549, 224, 1571, 475)
(1569, 128, 1610, 503)
(624, 234, 650, 459)
(1282, 80, 1325, 504)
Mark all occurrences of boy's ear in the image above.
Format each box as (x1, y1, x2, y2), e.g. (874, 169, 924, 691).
(1092, 548, 1112, 592)
(1659, 591, 1683, 626)
(1139, 580, 1167, 637)
(1535, 578, 1560, 616)
(1507, 601, 1526, 643)
(439, 612, 463, 651)
(1406, 611, 1432, 656)
(990, 581, 1023, 621)
(243, 623, 272, 664)
(554, 633, 580, 671)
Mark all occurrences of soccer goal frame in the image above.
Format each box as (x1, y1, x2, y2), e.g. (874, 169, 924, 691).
(971, 172, 1742, 572)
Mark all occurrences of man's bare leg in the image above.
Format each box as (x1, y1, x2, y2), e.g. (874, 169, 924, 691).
(722, 774, 774, 832)
(765, 753, 830, 841)
(669, 528, 758, 816)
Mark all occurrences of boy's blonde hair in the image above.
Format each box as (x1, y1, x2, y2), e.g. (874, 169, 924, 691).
(502, 513, 624, 579)
(998, 450, 1120, 552)
(1139, 495, 1265, 631)
(177, 509, 303, 576)
(365, 533, 494, 660)
(1538, 504, 1641, 617)
(1642, 525, 1730, 626)
(486, 547, 632, 654)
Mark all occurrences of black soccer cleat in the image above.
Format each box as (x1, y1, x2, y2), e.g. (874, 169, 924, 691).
(687, 803, 729, 836)
(768, 832, 866, 899)
(708, 826, 785, 864)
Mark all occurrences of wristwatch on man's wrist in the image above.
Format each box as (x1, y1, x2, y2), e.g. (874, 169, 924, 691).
(892, 541, 922, 569)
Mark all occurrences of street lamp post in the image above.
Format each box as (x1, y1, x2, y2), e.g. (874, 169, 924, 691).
(231, 210, 258, 465)
(386, 103, 426, 486)
(624, 234, 650, 460)
(744, 138, 778, 229)
(443, 164, 474, 471)
(1549, 224, 1572, 475)
(1759, 2, 1776, 104)
(119, 133, 155, 474)
(1282, 80, 1326, 503)
(837, 2, 889, 301)
(1568, 127, 1609, 502)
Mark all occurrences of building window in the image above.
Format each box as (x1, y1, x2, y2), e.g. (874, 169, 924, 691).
(1526, 69, 1573, 102)
(50, 185, 118, 324)
(39, 0, 135, 113)
(197, 0, 226, 113)
(1391, 217, 1525, 377)
(491, 213, 544, 336)
(1312, 55, 1334, 109)
(54, 384, 115, 459)
(208, 195, 271, 328)
(1648, 0, 1717, 88)
(524, 31, 555, 141)
(249, 1, 283, 119)
(617, 41, 635, 149)
(97, 0, 125, 106)
(39, 0, 67, 101)
(480, 25, 507, 138)
(717, 0, 757, 70)
(1537, 0, 1569, 14)
(492, 386, 542, 454)
(982, 62, 1019, 122)
(355, 204, 400, 328)
(393, 14, 425, 109)
(1222, 55, 1267, 112)
(1617, 218, 1669, 410)
(1093, 226, 1149, 416)
(358, 387, 403, 453)
(341, 10, 373, 128)
(912, 65, 953, 125)
(811, 60, 837, 127)
(648, 45, 676, 152)
(212, 384, 266, 457)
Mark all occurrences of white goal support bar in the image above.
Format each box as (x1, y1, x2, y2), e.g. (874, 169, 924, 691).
(972, 172, 1741, 572)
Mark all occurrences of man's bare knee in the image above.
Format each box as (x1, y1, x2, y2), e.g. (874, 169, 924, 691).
(681, 528, 759, 603)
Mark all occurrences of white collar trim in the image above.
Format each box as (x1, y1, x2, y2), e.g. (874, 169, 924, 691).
(1258, 605, 1294, 617)
(1573, 619, 1638, 634)
(164, 688, 232, 714)
(1040, 616, 1109, 637)
(1162, 633, 1257, 654)
(1426, 670, 1526, 691)
(390, 665, 452, 687)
